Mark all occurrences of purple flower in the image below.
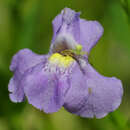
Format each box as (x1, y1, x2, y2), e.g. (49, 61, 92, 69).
(8, 8, 123, 119)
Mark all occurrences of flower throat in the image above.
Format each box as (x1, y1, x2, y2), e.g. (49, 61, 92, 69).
(49, 44, 87, 68)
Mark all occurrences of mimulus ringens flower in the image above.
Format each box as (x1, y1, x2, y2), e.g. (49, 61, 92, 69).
(8, 8, 123, 119)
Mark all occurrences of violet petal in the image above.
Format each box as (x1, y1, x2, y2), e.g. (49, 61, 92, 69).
(8, 49, 46, 102)
(51, 8, 103, 54)
(80, 19, 103, 53)
(64, 63, 123, 118)
(23, 63, 65, 113)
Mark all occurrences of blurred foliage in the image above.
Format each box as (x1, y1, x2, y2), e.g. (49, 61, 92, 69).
(0, 0, 130, 130)
(120, 0, 130, 23)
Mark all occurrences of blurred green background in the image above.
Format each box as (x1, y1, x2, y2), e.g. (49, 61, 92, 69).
(0, 0, 130, 130)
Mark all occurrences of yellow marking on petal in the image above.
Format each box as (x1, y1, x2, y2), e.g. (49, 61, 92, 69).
(88, 88, 92, 94)
(49, 53, 74, 68)
(76, 44, 82, 52)
(75, 44, 88, 56)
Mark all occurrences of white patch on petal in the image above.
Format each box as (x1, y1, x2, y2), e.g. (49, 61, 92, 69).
(52, 33, 78, 53)
(78, 58, 87, 68)
(43, 59, 75, 76)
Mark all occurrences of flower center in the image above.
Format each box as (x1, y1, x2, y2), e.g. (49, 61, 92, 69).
(49, 53, 74, 68)
(49, 44, 88, 69)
